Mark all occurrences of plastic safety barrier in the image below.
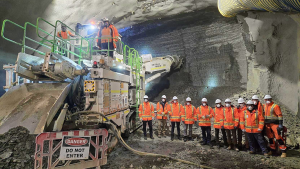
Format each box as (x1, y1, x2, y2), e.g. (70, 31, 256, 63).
(34, 129, 108, 169)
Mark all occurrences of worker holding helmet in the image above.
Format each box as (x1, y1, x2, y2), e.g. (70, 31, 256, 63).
(181, 97, 197, 142)
(263, 95, 286, 158)
(212, 99, 228, 149)
(237, 98, 249, 150)
(167, 96, 183, 141)
(138, 95, 155, 140)
(224, 98, 239, 151)
(156, 95, 169, 138)
(96, 17, 119, 57)
(195, 98, 213, 147)
(240, 100, 271, 156)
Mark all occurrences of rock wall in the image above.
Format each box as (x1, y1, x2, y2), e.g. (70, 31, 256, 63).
(237, 12, 300, 115)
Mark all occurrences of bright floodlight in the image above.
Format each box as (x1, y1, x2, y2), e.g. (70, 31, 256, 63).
(90, 25, 96, 29)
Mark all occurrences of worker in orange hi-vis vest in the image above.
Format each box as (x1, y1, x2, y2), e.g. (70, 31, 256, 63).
(263, 95, 286, 158)
(212, 99, 228, 149)
(224, 98, 239, 151)
(57, 24, 76, 57)
(138, 95, 155, 140)
(195, 98, 214, 147)
(252, 95, 265, 137)
(167, 96, 183, 141)
(240, 100, 271, 156)
(181, 97, 197, 142)
(236, 98, 249, 150)
(156, 95, 169, 138)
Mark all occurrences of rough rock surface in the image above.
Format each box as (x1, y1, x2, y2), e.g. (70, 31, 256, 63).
(0, 126, 36, 169)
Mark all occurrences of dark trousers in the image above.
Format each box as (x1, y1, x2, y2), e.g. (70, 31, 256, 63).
(226, 129, 237, 146)
(215, 128, 228, 145)
(143, 120, 153, 137)
(201, 126, 211, 143)
(247, 133, 268, 153)
(237, 128, 249, 148)
(101, 42, 114, 57)
(171, 122, 180, 137)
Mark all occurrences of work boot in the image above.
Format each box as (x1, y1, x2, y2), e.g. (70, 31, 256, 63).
(177, 136, 182, 140)
(201, 142, 207, 145)
(281, 153, 287, 158)
(144, 136, 147, 140)
(150, 136, 154, 139)
(158, 135, 161, 138)
(189, 137, 194, 141)
(216, 144, 220, 149)
(234, 145, 239, 152)
(267, 151, 273, 156)
(249, 151, 255, 154)
(163, 135, 166, 138)
(184, 136, 188, 142)
(171, 135, 174, 141)
(209, 143, 213, 149)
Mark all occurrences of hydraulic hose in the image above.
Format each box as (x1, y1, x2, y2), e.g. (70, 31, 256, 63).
(70, 111, 214, 169)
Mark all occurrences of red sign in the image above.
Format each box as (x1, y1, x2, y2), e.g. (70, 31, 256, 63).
(65, 138, 88, 146)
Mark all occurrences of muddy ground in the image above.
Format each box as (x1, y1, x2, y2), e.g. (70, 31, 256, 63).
(105, 127, 300, 169)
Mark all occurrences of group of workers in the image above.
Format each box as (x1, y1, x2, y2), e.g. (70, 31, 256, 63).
(57, 17, 119, 58)
(138, 94, 287, 158)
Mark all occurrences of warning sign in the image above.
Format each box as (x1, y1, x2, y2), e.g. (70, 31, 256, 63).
(59, 136, 91, 160)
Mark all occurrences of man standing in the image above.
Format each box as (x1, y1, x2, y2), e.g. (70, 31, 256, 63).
(237, 98, 249, 150)
(181, 97, 197, 142)
(57, 24, 76, 57)
(263, 95, 286, 158)
(97, 17, 119, 57)
(138, 95, 155, 140)
(212, 99, 228, 149)
(252, 95, 264, 117)
(224, 98, 239, 151)
(168, 96, 182, 141)
(156, 95, 169, 138)
(195, 98, 214, 147)
(240, 101, 270, 156)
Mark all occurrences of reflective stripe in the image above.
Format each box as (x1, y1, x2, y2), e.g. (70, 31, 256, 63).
(224, 122, 234, 125)
(142, 103, 152, 115)
(244, 110, 259, 129)
(224, 108, 234, 121)
(184, 105, 194, 120)
(265, 104, 279, 120)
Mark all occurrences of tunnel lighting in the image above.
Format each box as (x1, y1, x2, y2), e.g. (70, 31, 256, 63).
(118, 65, 124, 69)
(90, 25, 96, 29)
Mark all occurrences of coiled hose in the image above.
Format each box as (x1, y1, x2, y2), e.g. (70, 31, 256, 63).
(70, 111, 214, 169)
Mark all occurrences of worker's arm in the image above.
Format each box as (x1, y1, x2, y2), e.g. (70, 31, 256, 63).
(209, 107, 214, 118)
(151, 104, 155, 118)
(234, 108, 239, 127)
(164, 103, 169, 115)
(274, 105, 283, 120)
(195, 107, 200, 121)
(57, 32, 61, 37)
(258, 111, 264, 131)
(240, 111, 245, 130)
(156, 102, 161, 115)
(112, 25, 119, 42)
(138, 104, 143, 117)
(68, 31, 76, 37)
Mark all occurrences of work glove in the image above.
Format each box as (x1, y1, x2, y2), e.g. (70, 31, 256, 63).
(162, 112, 165, 115)
(140, 118, 143, 122)
(221, 126, 225, 130)
(258, 129, 262, 132)
(242, 129, 245, 132)
(205, 115, 210, 118)
(202, 116, 205, 119)
(278, 124, 283, 130)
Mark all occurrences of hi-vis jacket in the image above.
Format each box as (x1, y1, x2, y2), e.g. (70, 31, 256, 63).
(212, 107, 224, 129)
(263, 102, 283, 124)
(97, 24, 119, 48)
(181, 104, 197, 124)
(156, 102, 169, 120)
(237, 106, 247, 129)
(240, 109, 264, 133)
(167, 102, 183, 122)
(138, 102, 154, 121)
(223, 106, 239, 129)
(195, 105, 213, 126)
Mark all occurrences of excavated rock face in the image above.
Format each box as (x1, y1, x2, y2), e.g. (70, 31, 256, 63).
(0, 126, 36, 169)
(122, 7, 249, 103)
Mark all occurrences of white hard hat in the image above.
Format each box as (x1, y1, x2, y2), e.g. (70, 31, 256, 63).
(201, 98, 208, 102)
(162, 95, 166, 99)
(264, 95, 272, 99)
(102, 17, 109, 22)
(246, 100, 254, 105)
(173, 96, 178, 100)
(144, 95, 149, 99)
(252, 95, 259, 100)
(238, 98, 245, 104)
(225, 98, 231, 103)
(186, 97, 191, 102)
(215, 99, 221, 104)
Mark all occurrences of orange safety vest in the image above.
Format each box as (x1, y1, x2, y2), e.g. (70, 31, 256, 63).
(237, 106, 247, 129)
(168, 103, 182, 122)
(240, 110, 264, 133)
(223, 107, 239, 129)
(97, 25, 119, 48)
(195, 105, 213, 126)
(263, 102, 283, 124)
(57, 30, 74, 40)
(181, 105, 196, 124)
(156, 102, 169, 120)
(257, 101, 264, 117)
(212, 107, 224, 129)
(138, 102, 154, 121)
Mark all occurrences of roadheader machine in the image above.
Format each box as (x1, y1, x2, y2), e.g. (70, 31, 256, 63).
(0, 18, 182, 168)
